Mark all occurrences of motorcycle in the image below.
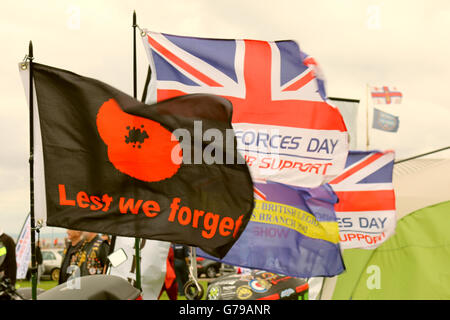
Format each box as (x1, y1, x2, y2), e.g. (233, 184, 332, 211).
(0, 276, 27, 300)
(0, 274, 142, 300)
(205, 270, 309, 300)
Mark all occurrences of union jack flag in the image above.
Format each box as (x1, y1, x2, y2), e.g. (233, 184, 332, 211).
(141, 31, 349, 187)
(141, 31, 347, 131)
(329, 150, 396, 249)
(253, 186, 266, 201)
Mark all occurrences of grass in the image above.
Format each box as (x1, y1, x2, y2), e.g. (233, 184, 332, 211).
(16, 279, 58, 291)
(15, 279, 211, 300)
(159, 280, 210, 300)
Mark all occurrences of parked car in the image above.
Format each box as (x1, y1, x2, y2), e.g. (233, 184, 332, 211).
(27, 248, 63, 281)
(196, 257, 221, 278)
(220, 263, 237, 275)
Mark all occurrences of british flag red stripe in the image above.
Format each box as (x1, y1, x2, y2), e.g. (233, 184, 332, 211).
(329, 152, 384, 185)
(282, 69, 315, 92)
(334, 190, 395, 212)
(146, 35, 223, 87)
(253, 186, 266, 201)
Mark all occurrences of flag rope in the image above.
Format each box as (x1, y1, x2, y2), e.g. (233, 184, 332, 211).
(395, 146, 450, 164)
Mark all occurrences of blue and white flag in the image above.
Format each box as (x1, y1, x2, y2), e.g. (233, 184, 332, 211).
(197, 182, 345, 278)
(372, 108, 399, 132)
(15, 214, 31, 280)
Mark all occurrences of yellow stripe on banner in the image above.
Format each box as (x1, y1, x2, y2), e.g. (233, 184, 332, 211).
(251, 199, 340, 244)
(0, 246, 6, 257)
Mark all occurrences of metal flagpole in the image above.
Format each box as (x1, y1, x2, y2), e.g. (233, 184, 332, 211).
(27, 41, 38, 300)
(132, 10, 142, 292)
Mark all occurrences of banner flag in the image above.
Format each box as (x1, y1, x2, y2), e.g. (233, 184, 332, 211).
(15, 214, 31, 280)
(141, 31, 349, 188)
(329, 150, 396, 249)
(198, 181, 345, 278)
(372, 108, 399, 132)
(370, 86, 402, 104)
(25, 63, 254, 259)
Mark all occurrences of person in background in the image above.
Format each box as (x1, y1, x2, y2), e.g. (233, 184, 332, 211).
(0, 229, 17, 287)
(100, 234, 111, 245)
(75, 232, 109, 277)
(158, 245, 178, 300)
(35, 240, 43, 284)
(59, 229, 83, 285)
(172, 243, 190, 297)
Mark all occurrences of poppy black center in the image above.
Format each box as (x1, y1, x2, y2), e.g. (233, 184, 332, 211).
(125, 125, 149, 148)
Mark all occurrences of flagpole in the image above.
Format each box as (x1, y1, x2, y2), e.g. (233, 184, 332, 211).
(27, 41, 38, 300)
(132, 10, 142, 292)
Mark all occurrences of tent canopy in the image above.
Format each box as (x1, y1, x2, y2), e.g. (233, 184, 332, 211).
(322, 157, 450, 300)
(332, 201, 450, 300)
(394, 158, 450, 219)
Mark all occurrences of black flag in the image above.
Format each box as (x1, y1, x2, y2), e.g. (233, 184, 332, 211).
(32, 63, 253, 258)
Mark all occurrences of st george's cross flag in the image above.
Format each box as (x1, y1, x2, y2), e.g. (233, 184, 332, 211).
(140, 31, 349, 188)
(19, 62, 254, 259)
(329, 150, 396, 249)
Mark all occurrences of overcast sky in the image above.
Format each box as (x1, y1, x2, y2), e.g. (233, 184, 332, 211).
(1, 0, 449, 235)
